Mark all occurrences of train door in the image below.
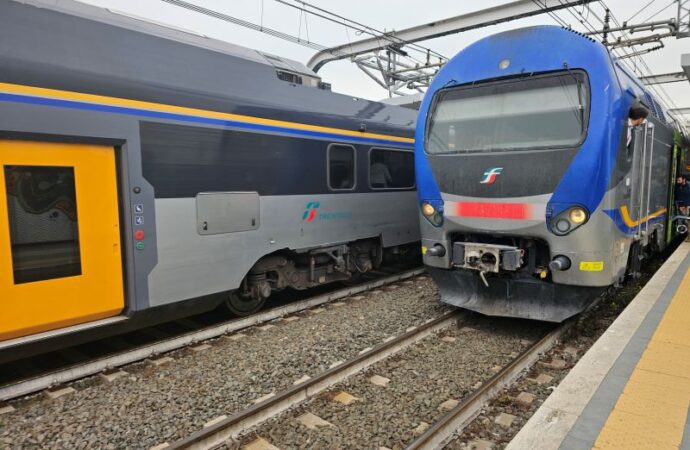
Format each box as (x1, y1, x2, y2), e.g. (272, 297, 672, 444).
(628, 122, 658, 246)
(0, 140, 124, 341)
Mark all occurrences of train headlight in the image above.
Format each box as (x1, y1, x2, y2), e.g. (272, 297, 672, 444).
(421, 202, 444, 227)
(569, 207, 587, 224)
(421, 202, 436, 217)
(549, 205, 589, 236)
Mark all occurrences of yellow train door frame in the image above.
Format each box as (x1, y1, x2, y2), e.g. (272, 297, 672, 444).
(0, 140, 124, 341)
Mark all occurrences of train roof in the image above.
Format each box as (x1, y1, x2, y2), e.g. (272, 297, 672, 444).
(0, 0, 416, 135)
(14, 0, 321, 81)
(424, 25, 673, 129)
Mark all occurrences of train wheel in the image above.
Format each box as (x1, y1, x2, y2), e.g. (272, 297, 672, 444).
(225, 291, 266, 316)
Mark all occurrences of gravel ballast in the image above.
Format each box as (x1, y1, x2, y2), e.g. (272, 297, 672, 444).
(236, 316, 548, 450)
(0, 276, 450, 450)
(443, 258, 665, 450)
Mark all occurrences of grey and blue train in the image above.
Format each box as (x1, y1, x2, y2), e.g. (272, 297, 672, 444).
(0, 0, 419, 360)
(415, 26, 689, 322)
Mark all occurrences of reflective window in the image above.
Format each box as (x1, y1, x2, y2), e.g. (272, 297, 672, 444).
(369, 149, 415, 189)
(4, 166, 81, 284)
(328, 144, 355, 190)
(427, 72, 589, 154)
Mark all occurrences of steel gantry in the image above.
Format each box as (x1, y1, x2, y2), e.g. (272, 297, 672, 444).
(306, 0, 596, 96)
(640, 72, 688, 85)
(307, 0, 690, 97)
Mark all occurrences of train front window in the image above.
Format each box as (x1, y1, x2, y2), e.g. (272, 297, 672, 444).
(4, 165, 82, 284)
(426, 72, 589, 154)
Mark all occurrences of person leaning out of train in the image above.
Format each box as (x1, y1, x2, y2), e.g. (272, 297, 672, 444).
(626, 104, 650, 148)
(675, 174, 690, 217)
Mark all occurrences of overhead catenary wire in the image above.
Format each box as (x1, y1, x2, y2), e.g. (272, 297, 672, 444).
(274, 0, 447, 61)
(161, 0, 330, 52)
(626, 0, 656, 22)
(543, 0, 686, 129)
(596, 0, 685, 124)
(161, 0, 443, 95)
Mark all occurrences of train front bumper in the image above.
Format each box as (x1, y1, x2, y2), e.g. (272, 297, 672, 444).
(428, 267, 603, 323)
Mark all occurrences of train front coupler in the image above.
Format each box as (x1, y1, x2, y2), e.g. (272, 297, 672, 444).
(450, 242, 523, 287)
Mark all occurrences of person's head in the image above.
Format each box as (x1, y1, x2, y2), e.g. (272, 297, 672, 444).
(678, 175, 687, 185)
(629, 105, 649, 127)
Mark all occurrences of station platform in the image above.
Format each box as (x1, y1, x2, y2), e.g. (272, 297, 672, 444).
(507, 242, 690, 450)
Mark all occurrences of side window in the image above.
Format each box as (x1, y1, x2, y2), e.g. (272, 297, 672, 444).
(328, 144, 355, 190)
(369, 148, 415, 189)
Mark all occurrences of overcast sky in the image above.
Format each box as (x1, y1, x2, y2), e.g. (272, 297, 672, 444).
(79, 0, 688, 121)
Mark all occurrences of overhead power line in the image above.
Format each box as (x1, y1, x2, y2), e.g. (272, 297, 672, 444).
(162, 0, 330, 52)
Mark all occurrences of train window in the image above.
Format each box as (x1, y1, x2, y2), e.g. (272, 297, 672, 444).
(427, 72, 589, 153)
(369, 149, 415, 189)
(328, 144, 356, 190)
(3, 166, 82, 284)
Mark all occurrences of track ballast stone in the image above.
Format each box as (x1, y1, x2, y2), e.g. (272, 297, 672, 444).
(0, 276, 449, 450)
(238, 316, 548, 450)
(444, 258, 664, 450)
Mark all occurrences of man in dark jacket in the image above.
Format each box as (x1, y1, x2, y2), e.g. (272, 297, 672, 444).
(675, 175, 690, 216)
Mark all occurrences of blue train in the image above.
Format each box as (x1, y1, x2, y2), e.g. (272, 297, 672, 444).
(415, 26, 689, 322)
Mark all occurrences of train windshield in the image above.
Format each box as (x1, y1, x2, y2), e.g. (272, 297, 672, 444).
(426, 72, 589, 154)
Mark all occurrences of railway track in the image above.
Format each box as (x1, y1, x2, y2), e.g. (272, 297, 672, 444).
(0, 266, 424, 403)
(166, 311, 463, 450)
(406, 324, 568, 450)
(158, 316, 566, 450)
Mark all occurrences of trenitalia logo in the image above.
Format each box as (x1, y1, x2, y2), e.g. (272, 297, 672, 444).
(479, 167, 503, 185)
(302, 202, 320, 222)
(302, 201, 353, 222)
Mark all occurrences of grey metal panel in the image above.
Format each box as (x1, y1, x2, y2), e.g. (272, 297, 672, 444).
(196, 192, 260, 235)
(148, 191, 419, 306)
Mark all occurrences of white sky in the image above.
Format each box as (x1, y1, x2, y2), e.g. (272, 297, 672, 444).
(79, 0, 689, 121)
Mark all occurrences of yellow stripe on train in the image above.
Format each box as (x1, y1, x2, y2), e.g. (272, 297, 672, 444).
(619, 205, 667, 228)
(0, 82, 414, 144)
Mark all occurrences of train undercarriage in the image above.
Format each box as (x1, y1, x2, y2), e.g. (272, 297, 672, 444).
(226, 239, 413, 315)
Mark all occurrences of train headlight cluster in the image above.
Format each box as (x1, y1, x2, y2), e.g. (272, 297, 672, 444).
(550, 205, 589, 236)
(421, 202, 444, 227)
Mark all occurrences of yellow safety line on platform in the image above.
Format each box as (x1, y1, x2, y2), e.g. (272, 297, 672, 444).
(593, 263, 690, 450)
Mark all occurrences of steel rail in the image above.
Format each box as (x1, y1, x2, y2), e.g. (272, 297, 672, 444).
(0, 268, 425, 402)
(405, 322, 570, 450)
(166, 311, 463, 450)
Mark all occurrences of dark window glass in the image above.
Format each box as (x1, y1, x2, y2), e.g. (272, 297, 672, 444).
(427, 72, 589, 154)
(328, 145, 355, 190)
(369, 149, 415, 189)
(4, 166, 81, 284)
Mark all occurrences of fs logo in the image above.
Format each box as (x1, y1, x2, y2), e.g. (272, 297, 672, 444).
(302, 202, 320, 222)
(479, 167, 503, 185)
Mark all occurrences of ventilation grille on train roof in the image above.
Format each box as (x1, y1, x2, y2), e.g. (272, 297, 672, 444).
(560, 26, 598, 43)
